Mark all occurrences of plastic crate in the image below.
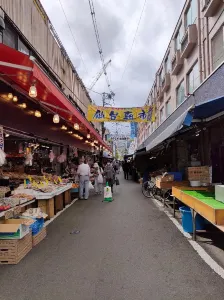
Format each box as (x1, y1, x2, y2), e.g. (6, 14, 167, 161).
(168, 172, 183, 182)
(29, 218, 44, 236)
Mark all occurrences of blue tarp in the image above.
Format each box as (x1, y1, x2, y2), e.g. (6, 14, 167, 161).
(194, 96, 224, 119)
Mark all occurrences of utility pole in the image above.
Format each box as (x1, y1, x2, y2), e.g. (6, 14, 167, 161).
(99, 91, 115, 162)
(101, 91, 115, 139)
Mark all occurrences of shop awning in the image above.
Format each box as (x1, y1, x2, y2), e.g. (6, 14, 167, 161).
(0, 44, 110, 150)
(194, 95, 224, 120)
(146, 109, 192, 151)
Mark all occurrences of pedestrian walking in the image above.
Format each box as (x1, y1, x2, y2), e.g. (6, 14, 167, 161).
(77, 158, 91, 200)
(123, 160, 129, 180)
(93, 162, 104, 195)
(104, 162, 115, 193)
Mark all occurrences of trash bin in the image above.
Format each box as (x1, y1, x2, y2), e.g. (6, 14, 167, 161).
(179, 206, 205, 233)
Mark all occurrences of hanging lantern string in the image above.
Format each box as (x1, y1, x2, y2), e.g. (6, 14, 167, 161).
(0, 73, 110, 149)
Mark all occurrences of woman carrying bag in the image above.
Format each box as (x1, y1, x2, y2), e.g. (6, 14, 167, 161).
(93, 162, 104, 195)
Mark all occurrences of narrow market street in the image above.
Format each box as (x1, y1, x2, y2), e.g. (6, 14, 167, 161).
(0, 175, 224, 300)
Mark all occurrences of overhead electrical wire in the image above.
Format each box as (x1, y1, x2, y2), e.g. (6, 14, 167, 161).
(120, 0, 148, 81)
(58, 0, 88, 75)
(88, 0, 112, 92)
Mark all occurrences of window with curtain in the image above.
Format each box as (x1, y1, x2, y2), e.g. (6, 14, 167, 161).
(175, 24, 183, 50)
(165, 100, 172, 118)
(212, 26, 224, 70)
(188, 62, 200, 93)
(160, 68, 165, 86)
(176, 81, 185, 106)
(165, 53, 171, 73)
(186, 0, 197, 28)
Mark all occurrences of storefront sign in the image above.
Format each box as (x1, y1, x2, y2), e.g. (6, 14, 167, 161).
(0, 126, 4, 150)
(87, 105, 156, 122)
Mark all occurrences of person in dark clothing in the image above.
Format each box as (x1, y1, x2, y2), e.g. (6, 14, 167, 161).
(123, 160, 129, 180)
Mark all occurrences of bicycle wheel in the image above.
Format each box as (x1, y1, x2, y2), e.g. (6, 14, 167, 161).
(142, 181, 154, 198)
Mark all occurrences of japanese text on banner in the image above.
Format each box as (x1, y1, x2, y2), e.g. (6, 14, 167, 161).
(87, 105, 156, 122)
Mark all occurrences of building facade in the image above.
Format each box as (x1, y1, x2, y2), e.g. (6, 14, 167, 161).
(138, 0, 224, 148)
(0, 0, 101, 134)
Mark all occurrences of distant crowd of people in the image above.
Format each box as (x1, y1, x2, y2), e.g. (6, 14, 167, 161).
(76, 158, 121, 200)
(122, 159, 138, 182)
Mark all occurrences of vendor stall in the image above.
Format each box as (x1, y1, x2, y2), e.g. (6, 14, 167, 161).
(172, 186, 224, 240)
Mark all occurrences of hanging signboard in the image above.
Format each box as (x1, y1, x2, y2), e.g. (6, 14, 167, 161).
(87, 105, 156, 122)
(0, 126, 4, 150)
(108, 135, 130, 141)
(130, 122, 138, 138)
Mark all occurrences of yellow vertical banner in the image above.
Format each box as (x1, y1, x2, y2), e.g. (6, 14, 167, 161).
(87, 105, 155, 122)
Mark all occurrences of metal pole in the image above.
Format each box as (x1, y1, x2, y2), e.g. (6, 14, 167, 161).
(102, 92, 106, 139)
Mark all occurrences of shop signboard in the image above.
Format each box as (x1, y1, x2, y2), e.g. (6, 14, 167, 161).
(87, 105, 156, 122)
(108, 135, 130, 141)
(0, 126, 4, 150)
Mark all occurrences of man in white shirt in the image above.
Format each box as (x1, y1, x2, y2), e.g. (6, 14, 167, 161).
(77, 159, 91, 200)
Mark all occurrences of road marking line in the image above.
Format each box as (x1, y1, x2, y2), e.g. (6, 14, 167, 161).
(151, 197, 224, 279)
(44, 198, 78, 227)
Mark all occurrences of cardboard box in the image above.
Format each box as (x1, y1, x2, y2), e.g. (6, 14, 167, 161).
(32, 227, 47, 247)
(157, 175, 174, 182)
(0, 232, 32, 264)
(0, 219, 34, 239)
(187, 166, 211, 182)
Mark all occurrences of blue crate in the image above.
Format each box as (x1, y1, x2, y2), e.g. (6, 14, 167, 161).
(168, 172, 183, 181)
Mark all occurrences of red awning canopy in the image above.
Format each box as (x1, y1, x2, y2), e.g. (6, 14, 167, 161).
(0, 44, 110, 151)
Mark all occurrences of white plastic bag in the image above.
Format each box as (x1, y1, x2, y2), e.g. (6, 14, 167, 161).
(89, 181, 94, 190)
(0, 149, 6, 166)
(104, 185, 112, 201)
(98, 174, 103, 184)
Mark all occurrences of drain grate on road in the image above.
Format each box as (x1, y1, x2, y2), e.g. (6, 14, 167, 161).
(70, 230, 80, 235)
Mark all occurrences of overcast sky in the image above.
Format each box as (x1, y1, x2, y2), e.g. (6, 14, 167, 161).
(41, 0, 185, 134)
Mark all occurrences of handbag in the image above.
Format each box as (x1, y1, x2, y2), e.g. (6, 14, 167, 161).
(115, 177, 120, 185)
(98, 174, 104, 184)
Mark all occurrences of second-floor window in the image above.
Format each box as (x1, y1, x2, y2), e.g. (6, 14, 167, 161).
(188, 61, 200, 93)
(18, 38, 30, 55)
(165, 100, 172, 118)
(186, 0, 197, 28)
(176, 80, 185, 106)
(3, 20, 17, 49)
(212, 26, 224, 70)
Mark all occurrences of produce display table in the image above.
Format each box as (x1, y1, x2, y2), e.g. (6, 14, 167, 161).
(14, 184, 72, 219)
(172, 186, 224, 240)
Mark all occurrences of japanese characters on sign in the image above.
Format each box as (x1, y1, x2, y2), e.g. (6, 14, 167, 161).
(87, 105, 156, 122)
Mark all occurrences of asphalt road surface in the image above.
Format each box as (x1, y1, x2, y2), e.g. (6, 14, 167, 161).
(0, 175, 224, 300)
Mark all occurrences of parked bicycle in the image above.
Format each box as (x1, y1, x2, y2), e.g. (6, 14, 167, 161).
(141, 180, 156, 198)
(142, 180, 171, 200)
